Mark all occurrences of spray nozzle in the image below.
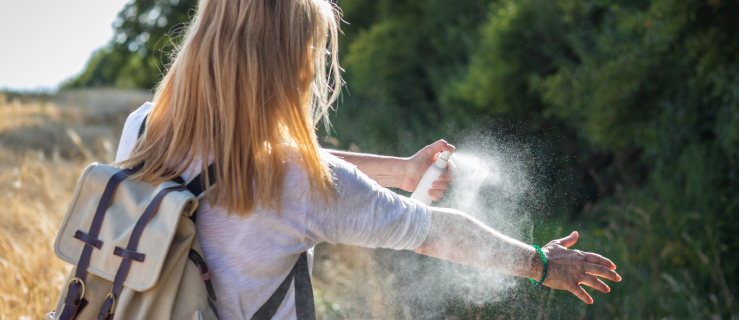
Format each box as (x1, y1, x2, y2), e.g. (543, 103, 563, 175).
(434, 151, 453, 168)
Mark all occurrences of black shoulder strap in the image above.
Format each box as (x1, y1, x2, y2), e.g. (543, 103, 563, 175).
(136, 114, 216, 196)
(294, 252, 316, 319)
(137, 114, 148, 139)
(251, 252, 315, 320)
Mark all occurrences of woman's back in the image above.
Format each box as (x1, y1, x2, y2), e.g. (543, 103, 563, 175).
(116, 103, 432, 319)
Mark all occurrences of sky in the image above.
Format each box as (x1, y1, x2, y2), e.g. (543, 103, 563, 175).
(0, 0, 131, 91)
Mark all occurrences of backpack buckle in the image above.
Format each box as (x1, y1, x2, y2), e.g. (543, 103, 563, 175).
(97, 293, 116, 320)
(66, 277, 86, 300)
(104, 293, 116, 314)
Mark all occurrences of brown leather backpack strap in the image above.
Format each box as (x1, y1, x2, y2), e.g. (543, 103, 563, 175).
(98, 185, 189, 320)
(188, 249, 217, 301)
(60, 169, 134, 320)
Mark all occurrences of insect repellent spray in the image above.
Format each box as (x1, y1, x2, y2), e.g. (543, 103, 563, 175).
(410, 151, 453, 205)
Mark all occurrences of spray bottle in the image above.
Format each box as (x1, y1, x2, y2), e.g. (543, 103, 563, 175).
(410, 151, 453, 205)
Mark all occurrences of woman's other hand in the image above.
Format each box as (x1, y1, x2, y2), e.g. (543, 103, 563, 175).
(401, 139, 456, 201)
(541, 231, 622, 304)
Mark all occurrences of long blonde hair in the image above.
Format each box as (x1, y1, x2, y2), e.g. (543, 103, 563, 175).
(118, 0, 343, 214)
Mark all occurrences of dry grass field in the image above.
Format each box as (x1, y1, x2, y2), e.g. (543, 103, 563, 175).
(0, 90, 398, 319)
(0, 90, 151, 319)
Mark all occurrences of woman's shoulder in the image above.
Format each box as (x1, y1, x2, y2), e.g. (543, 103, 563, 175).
(282, 148, 361, 189)
(129, 102, 154, 120)
(115, 102, 154, 162)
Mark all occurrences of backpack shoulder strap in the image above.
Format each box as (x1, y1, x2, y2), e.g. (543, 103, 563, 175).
(137, 114, 148, 139)
(136, 114, 216, 197)
(184, 165, 217, 199)
(294, 252, 316, 319)
(251, 252, 315, 320)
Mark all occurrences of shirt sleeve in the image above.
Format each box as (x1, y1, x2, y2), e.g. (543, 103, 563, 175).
(304, 152, 433, 250)
(115, 103, 153, 162)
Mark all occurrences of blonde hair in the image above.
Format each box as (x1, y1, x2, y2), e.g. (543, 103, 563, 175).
(119, 0, 343, 214)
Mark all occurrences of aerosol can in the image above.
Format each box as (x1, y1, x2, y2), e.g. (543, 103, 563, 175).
(410, 151, 453, 205)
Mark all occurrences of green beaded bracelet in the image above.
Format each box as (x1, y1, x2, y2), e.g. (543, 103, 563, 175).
(530, 245, 547, 286)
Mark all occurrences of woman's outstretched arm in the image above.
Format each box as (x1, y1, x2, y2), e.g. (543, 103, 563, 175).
(414, 207, 622, 304)
(327, 139, 456, 201)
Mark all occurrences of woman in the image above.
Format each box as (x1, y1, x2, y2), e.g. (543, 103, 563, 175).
(117, 0, 621, 319)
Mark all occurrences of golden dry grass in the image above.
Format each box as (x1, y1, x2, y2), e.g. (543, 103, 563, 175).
(0, 149, 84, 318)
(0, 90, 150, 318)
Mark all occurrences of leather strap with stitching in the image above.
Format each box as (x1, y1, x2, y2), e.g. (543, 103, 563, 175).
(59, 169, 133, 320)
(74, 230, 103, 249)
(113, 247, 145, 262)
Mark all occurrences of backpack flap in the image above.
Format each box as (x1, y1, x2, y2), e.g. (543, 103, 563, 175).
(54, 163, 198, 292)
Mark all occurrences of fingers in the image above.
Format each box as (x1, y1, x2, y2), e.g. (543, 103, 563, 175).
(580, 274, 610, 293)
(424, 140, 456, 161)
(427, 172, 454, 202)
(436, 172, 453, 182)
(428, 189, 444, 202)
(431, 179, 452, 190)
(584, 252, 617, 270)
(570, 284, 593, 304)
(427, 139, 456, 153)
(585, 263, 622, 282)
(428, 181, 451, 201)
(558, 231, 579, 248)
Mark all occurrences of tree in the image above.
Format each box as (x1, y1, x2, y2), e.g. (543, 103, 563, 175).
(63, 0, 197, 90)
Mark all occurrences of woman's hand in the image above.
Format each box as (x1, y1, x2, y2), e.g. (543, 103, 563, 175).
(541, 231, 622, 304)
(400, 140, 456, 201)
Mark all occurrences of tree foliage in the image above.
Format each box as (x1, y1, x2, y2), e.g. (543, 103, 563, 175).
(338, 0, 739, 317)
(63, 0, 196, 89)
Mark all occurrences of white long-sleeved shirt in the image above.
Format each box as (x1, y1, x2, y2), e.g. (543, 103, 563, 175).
(116, 103, 432, 320)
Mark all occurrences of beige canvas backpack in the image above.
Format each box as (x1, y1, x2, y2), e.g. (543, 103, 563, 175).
(48, 118, 316, 320)
(47, 163, 220, 320)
